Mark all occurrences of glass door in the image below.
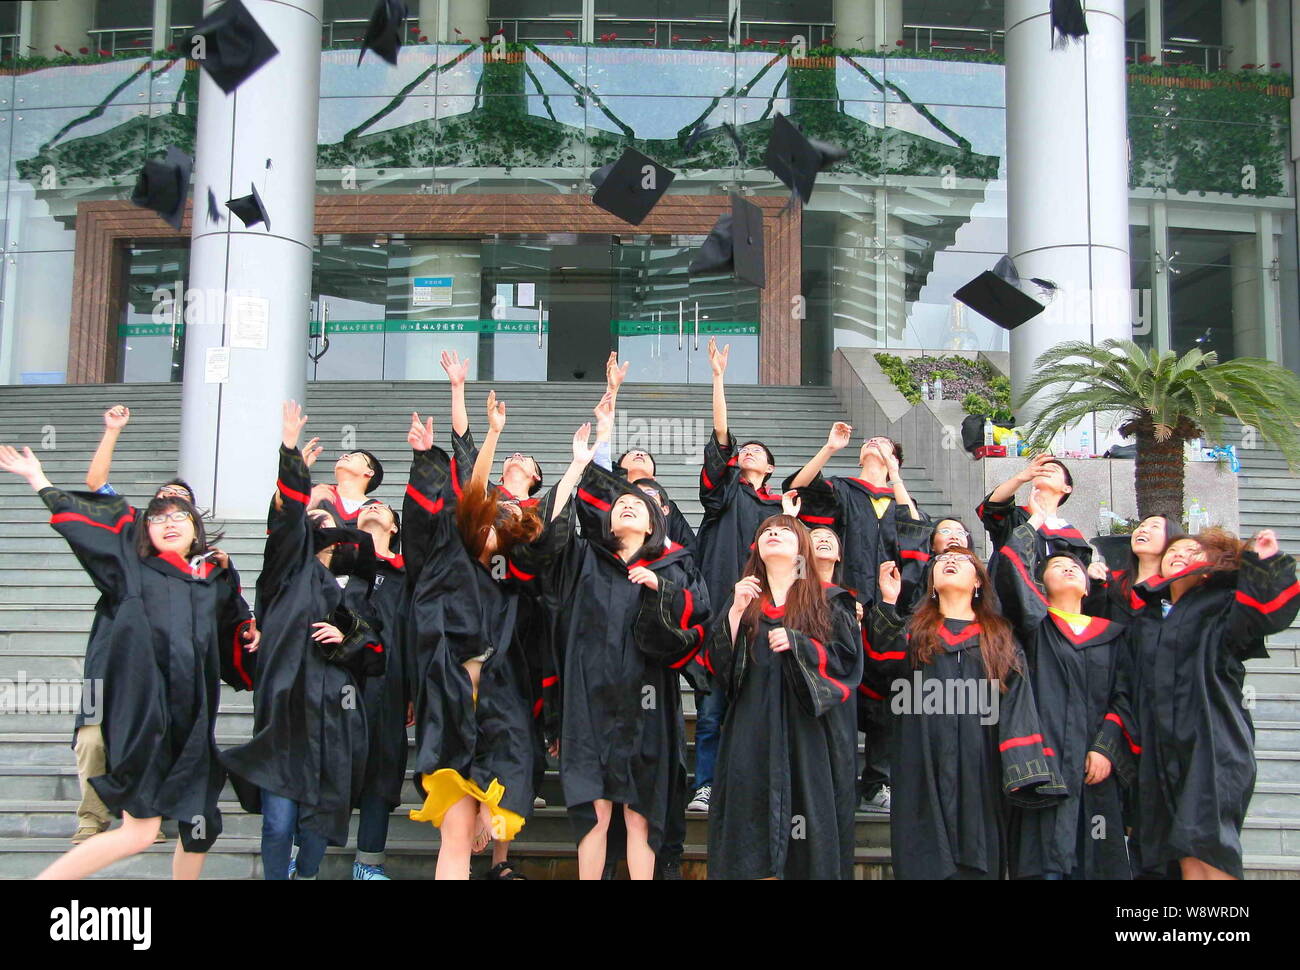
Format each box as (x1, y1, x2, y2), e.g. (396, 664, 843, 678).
(614, 236, 760, 383)
(118, 243, 190, 383)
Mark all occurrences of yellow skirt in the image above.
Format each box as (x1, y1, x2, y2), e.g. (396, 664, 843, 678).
(409, 768, 526, 842)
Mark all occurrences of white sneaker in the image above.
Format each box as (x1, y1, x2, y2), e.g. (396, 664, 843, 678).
(533, 794, 547, 809)
(863, 786, 891, 813)
(687, 785, 712, 813)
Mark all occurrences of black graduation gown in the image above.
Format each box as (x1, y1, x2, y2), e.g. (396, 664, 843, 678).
(705, 592, 862, 880)
(1129, 553, 1300, 878)
(864, 603, 1067, 879)
(784, 471, 924, 607)
(995, 524, 1136, 879)
(401, 444, 537, 824)
(343, 552, 411, 810)
(40, 488, 253, 834)
(696, 431, 785, 613)
(450, 428, 551, 793)
(529, 461, 711, 853)
(222, 445, 386, 846)
(977, 493, 1093, 569)
(894, 517, 938, 617)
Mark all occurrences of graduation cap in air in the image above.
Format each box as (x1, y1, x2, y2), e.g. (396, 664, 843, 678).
(130, 146, 193, 230)
(188, 0, 280, 94)
(590, 148, 676, 226)
(358, 0, 407, 66)
(225, 183, 270, 230)
(764, 112, 846, 205)
(953, 256, 1058, 331)
(689, 195, 765, 288)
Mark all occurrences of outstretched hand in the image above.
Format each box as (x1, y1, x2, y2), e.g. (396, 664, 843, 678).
(282, 400, 308, 449)
(301, 436, 323, 468)
(781, 489, 801, 517)
(593, 391, 616, 440)
(407, 411, 435, 452)
(827, 421, 852, 452)
(440, 349, 470, 386)
(878, 560, 902, 605)
(571, 422, 595, 464)
(708, 336, 729, 378)
(0, 444, 44, 483)
(486, 390, 507, 434)
(605, 351, 629, 394)
(103, 405, 130, 431)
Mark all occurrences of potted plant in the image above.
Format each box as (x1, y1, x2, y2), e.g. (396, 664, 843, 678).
(1017, 339, 1300, 521)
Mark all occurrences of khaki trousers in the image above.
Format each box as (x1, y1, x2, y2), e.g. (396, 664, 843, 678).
(74, 725, 111, 828)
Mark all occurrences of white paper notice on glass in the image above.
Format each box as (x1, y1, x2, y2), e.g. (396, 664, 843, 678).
(495, 283, 514, 308)
(517, 283, 535, 307)
(229, 295, 270, 349)
(204, 347, 230, 384)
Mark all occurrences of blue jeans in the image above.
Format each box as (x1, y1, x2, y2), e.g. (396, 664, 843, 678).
(261, 789, 329, 880)
(693, 687, 727, 791)
(355, 791, 391, 857)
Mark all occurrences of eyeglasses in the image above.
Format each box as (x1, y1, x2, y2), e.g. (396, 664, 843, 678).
(738, 446, 768, 458)
(147, 510, 192, 525)
(340, 452, 373, 470)
(934, 553, 973, 565)
(935, 527, 969, 537)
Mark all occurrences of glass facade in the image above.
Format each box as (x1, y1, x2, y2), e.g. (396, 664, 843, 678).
(0, 0, 1294, 386)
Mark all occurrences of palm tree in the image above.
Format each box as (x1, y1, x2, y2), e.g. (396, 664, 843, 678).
(1018, 339, 1300, 521)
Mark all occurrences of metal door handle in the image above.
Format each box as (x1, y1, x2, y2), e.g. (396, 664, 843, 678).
(678, 302, 684, 351)
(693, 301, 699, 351)
(537, 301, 543, 348)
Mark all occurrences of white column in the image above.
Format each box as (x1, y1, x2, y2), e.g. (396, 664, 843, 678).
(179, 0, 322, 518)
(419, 0, 444, 42)
(29, 0, 92, 57)
(1222, 0, 1269, 69)
(152, 0, 170, 51)
(1255, 210, 1281, 361)
(1149, 200, 1171, 353)
(834, 0, 902, 49)
(1144, 0, 1161, 64)
(448, 0, 487, 42)
(1006, 1, 1132, 438)
(1228, 235, 1263, 358)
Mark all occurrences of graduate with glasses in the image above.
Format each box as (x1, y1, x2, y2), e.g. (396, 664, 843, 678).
(0, 444, 256, 879)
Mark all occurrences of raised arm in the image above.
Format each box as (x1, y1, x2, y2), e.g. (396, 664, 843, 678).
(708, 336, 730, 440)
(879, 441, 920, 520)
(986, 452, 1053, 506)
(440, 350, 471, 438)
(468, 390, 505, 499)
(85, 405, 129, 491)
(0, 444, 54, 493)
(551, 422, 595, 521)
(789, 421, 851, 490)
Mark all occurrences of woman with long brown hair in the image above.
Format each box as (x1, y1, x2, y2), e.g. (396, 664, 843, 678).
(403, 392, 547, 880)
(1130, 527, 1299, 880)
(866, 548, 1065, 879)
(705, 514, 862, 879)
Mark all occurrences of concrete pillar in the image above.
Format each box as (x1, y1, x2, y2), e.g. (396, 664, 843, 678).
(1221, 0, 1269, 70)
(1144, 0, 1162, 64)
(1255, 210, 1281, 361)
(29, 0, 92, 57)
(1149, 200, 1171, 353)
(447, 0, 487, 42)
(152, 0, 170, 51)
(419, 0, 445, 42)
(179, 0, 322, 517)
(1006, 0, 1132, 442)
(834, 0, 902, 50)
(1229, 235, 1263, 358)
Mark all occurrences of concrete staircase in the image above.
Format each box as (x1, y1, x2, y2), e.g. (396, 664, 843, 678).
(0, 381, 950, 879)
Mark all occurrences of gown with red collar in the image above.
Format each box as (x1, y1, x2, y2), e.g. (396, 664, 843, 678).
(1129, 552, 1300, 878)
(696, 431, 785, 613)
(782, 468, 924, 607)
(703, 589, 862, 879)
(526, 461, 711, 854)
(343, 548, 411, 811)
(39, 487, 254, 836)
(977, 492, 1093, 570)
(995, 523, 1137, 879)
(863, 602, 1067, 879)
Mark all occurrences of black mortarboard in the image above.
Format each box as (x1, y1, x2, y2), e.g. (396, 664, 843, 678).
(764, 113, 846, 205)
(688, 195, 765, 288)
(130, 146, 193, 229)
(953, 256, 1057, 331)
(590, 148, 676, 226)
(226, 183, 270, 229)
(358, 0, 407, 66)
(189, 0, 280, 95)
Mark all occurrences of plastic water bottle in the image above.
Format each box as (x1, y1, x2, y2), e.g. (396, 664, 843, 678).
(933, 377, 944, 401)
(1079, 428, 1091, 456)
(1188, 498, 1203, 532)
(1098, 499, 1111, 536)
(983, 418, 994, 447)
(920, 380, 930, 401)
